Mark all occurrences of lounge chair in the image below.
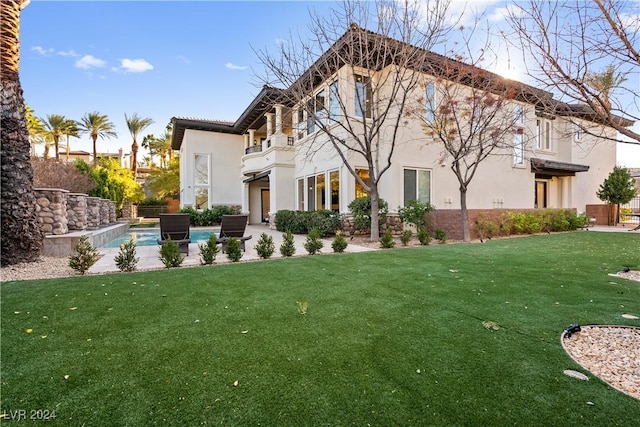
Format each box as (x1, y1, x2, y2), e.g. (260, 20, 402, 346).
(157, 213, 191, 255)
(217, 214, 252, 252)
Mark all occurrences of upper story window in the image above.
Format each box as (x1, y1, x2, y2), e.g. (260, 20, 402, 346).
(513, 105, 524, 166)
(574, 122, 584, 142)
(354, 75, 372, 119)
(295, 109, 305, 141)
(536, 118, 552, 150)
(425, 81, 436, 123)
(329, 80, 340, 121)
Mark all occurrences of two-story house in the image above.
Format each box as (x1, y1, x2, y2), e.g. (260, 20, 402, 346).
(171, 25, 631, 235)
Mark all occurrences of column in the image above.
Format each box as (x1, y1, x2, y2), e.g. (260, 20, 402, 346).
(244, 133, 249, 151)
(265, 112, 274, 138)
(274, 104, 283, 134)
(248, 129, 256, 146)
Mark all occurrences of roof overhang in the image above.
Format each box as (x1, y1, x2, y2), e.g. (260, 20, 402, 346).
(530, 158, 589, 177)
(243, 170, 270, 183)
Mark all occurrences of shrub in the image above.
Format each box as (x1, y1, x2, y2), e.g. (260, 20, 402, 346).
(68, 236, 100, 275)
(32, 158, 96, 194)
(475, 215, 498, 240)
(137, 197, 166, 206)
(114, 239, 138, 272)
(198, 233, 220, 265)
(255, 233, 275, 259)
(159, 238, 184, 268)
(331, 232, 348, 253)
(400, 229, 412, 246)
(179, 205, 241, 226)
(225, 237, 243, 262)
(274, 210, 341, 236)
(434, 228, 447, 244)
(304, 228, 324, 255)
(569, 212, 588, 229)
(279, 230, 296, 257)
(417, 226, 431, 245)
(398, 200, 434, 229)
(379, 229, 395, 248)
(347, 196, 388, 233)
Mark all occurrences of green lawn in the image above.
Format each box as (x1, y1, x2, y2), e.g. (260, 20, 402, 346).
(2, 232, 639, 425)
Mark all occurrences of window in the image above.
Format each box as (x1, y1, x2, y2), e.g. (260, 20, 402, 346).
(295, 109, 305, 140)
(329, 170, 340, 212)
(355, 169, 370, 199)
(305, 89, 326, 135)
(425, 81, 436, 122)
(355, 75, 372, 118)
(316, 174, 326, 210)
(513, 128, 524, 165)
(574, 122, 584, 142)
(536, 118, 551, 150)
(307, 176, 316, 211)
(194, 154, 210, 209)
(297, 179, 305, 210)
(514, 105, 524, 124)
(403, 168, 431, 205)
(535, 180, 547, 208)
(329, 80, 340, 122)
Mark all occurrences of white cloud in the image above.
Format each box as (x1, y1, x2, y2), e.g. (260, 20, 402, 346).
(274, 38, 288, 46)
(32, 46, 54, 56)
(75, 54, 106, 69)
(119, 58, 154, 73)
(225, 62, 248, 70)
(58, 49, 79, 57)
(620, 13, 640, 32)
(176, 54, 191, 64)
(488, 4, 522, 22)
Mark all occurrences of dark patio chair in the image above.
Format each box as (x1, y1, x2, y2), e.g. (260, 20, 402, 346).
(157, 213, 191, 255)
(217, 214, 252, 252)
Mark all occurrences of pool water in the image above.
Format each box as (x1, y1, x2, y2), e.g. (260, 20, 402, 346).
(103, 228, 219, 248)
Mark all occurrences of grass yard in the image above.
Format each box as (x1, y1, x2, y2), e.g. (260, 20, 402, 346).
(1, 232, 639, 425)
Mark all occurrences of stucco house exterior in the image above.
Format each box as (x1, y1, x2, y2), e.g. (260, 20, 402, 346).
(171, 25, 632, 236)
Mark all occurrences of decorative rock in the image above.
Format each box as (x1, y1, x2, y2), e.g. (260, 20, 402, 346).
(563, 369, 589, 381)
(622, 314, 639, 320)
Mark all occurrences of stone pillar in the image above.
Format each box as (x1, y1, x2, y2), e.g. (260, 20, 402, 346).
(34, 188, 69, 235)
(100, 199, 110, 225)
(121, 203, 137, 220)
(67, 193, 88, 231)
(109, 201, 116, 223)
(265, 112, 274, 138)
(274, 104, 283, 134)
(86, 197, 101, 229)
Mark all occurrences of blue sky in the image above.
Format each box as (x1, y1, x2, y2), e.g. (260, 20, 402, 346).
(20, 1, 640, 166)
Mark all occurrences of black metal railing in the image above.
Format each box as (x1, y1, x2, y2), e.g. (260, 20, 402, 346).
(245, 144, 262, 154)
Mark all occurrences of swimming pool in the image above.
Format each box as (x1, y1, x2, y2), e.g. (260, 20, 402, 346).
(103, 228, 220, 248)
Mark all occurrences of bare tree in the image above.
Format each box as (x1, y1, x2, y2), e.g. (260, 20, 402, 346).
(255, 0, 454, 241)
(412, 27, 540, 241)
(506, 0, 639, 144)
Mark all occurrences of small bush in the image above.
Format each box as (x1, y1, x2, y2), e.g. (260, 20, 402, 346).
(179, 205, 241, 226)
(434, 228, 447, 244)
(198, 233, 220, 265)
(475, 215, 498, 240)
(114, 239, 138, 272)
(398, 200, 434, 229)
(69, 236, 100, 275)
(400, 229, 412, 246)
(417, 226, 431, 245)
(159, 238, 184, 268)
(225, 237, 243, 262)
(331, 233, 348, 253)
(255, 233, 275, 259)
(32, 158, 96, 194)
(379, 229, 395, 248)
(304, 228, 324, 255)
(280, 230, 296, 257)
(347, 196, 388, 233)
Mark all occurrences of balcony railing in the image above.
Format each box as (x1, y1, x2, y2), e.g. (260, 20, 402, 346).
(245, 144, 262, 155)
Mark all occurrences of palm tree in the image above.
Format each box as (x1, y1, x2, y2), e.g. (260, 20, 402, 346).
(62, 119, 79, 162)
(25, 104, 45, 157)
(125, 113, 154, 174)
(585, 65, 628, 112)
(1, 0, 44, 265)
(77, 112, 117, 166)
(40, 114, 68, 160)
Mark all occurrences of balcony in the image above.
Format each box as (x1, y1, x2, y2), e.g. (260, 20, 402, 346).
(241, 133, 295, 175)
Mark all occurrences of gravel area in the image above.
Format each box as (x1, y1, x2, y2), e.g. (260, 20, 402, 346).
(562, 326, 640, 401)
(0, 256, 81, 282)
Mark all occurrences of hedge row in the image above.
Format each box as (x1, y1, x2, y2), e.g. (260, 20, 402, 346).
(475, 209, 588, 238)
(179, 206, 241, 226)
(274, 210, 341, 237)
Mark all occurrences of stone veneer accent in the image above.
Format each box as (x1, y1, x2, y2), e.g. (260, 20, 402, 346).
(121, 203, 138, 220)
(66, 193, 88, 231)
(109, 202, 116, 223)
(86, 197, 102, 229)
(100, 199, 111, 226)
(34, 188, 69, 235)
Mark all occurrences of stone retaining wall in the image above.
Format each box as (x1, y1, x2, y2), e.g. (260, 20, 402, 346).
(34, 188, 117, 235)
